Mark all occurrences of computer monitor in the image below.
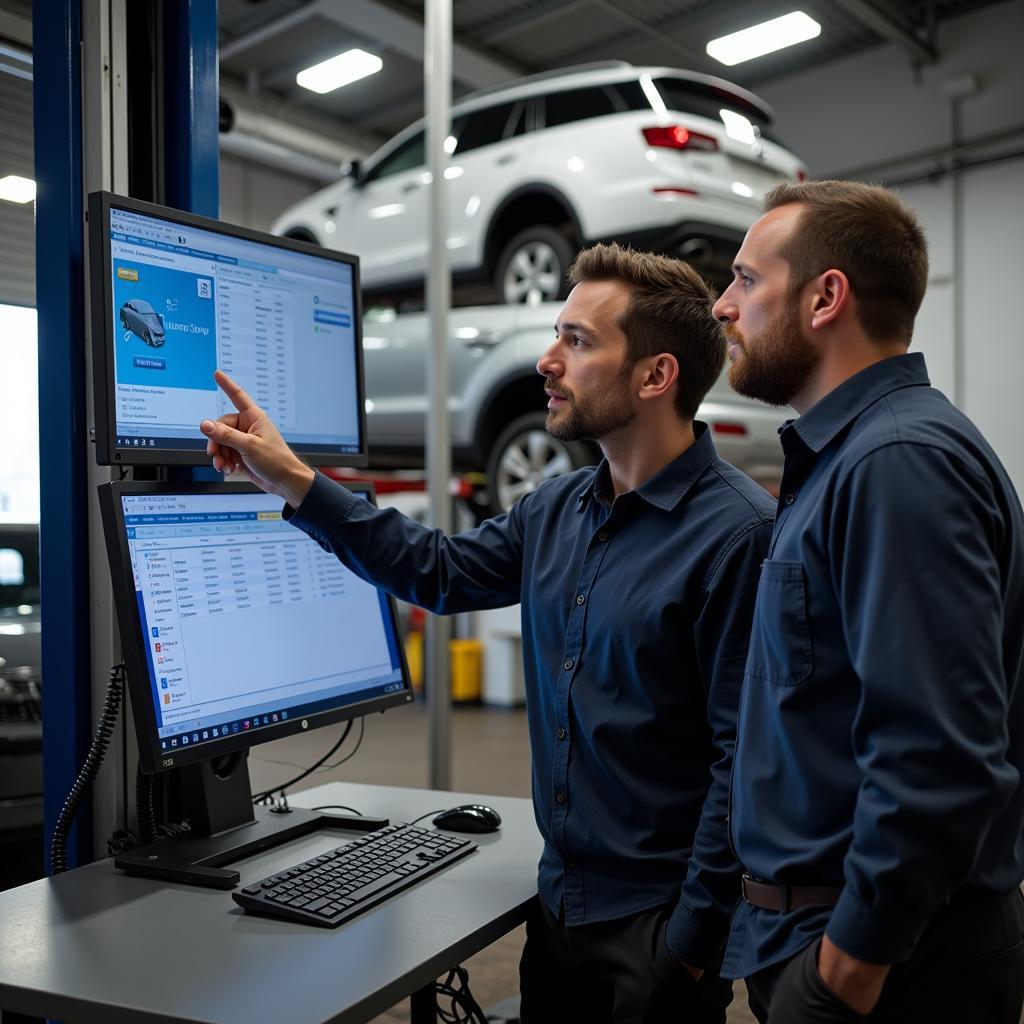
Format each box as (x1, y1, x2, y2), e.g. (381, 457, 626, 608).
(88, 191, 367, 467)
(98, 480, 413, 886)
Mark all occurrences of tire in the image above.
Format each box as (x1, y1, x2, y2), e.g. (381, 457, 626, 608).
(494, 226, 574, 306)
(484, 410, 597, 515)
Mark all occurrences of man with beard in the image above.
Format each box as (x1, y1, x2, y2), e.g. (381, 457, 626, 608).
(714, 180, 1024, 1024)
(200, 244, 774, 1023)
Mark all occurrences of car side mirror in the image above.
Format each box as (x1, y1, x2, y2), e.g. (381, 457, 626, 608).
(342, 159, 363, 186)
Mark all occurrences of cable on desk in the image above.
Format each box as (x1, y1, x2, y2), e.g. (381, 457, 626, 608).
(435, 966, 488, 1023)
(309, 804, 363, 815)
(50, 663, 126, 874)
(408, 808, 446, 826)
(251, 717, 357, 804)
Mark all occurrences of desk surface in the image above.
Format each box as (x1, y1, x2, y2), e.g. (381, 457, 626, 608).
(0, 782, 541, 1024)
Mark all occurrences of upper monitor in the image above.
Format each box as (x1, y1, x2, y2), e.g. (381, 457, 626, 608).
(88, 191, 367, 466)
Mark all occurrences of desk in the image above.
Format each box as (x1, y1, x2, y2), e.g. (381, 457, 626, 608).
(0, 782, 541, 1024)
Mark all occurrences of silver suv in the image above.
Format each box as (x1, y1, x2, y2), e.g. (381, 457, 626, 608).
(274, 62, 804, 304)
(361, 303, 784, 512)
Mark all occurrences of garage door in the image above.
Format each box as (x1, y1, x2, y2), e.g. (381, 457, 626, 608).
(0, 70, 34, 308)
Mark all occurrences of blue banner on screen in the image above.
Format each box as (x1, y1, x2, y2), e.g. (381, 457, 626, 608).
(106, 206, 362, 456)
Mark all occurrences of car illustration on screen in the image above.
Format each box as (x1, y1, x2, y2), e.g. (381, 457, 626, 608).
(119, 299, 166, 347)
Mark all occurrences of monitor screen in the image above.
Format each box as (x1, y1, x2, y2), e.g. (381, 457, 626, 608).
(88, 191, 367, 466)
(99, 481, 412, 773)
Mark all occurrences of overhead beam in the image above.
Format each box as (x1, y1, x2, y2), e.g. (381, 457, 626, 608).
(833, 0, 936, 64)
(0, 10, 32, 47)
(220, 3, 319, 63)
(478, 0, 591, 45)
(317, 0, 523, 89)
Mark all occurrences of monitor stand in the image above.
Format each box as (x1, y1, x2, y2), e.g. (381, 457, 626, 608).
(114, 750, 387, 889)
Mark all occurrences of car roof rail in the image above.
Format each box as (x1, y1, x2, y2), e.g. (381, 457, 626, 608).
(459, 61, 635, 105)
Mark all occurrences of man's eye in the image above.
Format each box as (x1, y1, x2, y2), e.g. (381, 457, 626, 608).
(572, 335, 586, 347)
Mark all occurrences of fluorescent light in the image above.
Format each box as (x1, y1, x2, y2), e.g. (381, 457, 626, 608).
(0, 175, 36, 203)
(296, 48, 382, 94)
(707, 12, 821, 66)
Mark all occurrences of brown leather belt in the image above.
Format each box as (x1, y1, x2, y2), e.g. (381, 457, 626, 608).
(741, 873, 843, 912)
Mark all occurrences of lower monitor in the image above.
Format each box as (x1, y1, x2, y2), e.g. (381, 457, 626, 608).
(98, 480, 413, 887)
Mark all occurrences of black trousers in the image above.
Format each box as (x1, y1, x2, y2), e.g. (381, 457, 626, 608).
(745, 887, 1024, 1024)
(518, 897, 733, 1024)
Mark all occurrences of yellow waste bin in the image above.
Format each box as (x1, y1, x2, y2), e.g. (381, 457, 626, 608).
(403, 633, 482, 702)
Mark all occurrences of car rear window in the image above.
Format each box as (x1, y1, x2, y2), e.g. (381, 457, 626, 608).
(652, 78, 784, 146)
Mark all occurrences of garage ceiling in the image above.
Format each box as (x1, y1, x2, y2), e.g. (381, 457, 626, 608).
(217, 0, 1012, 143)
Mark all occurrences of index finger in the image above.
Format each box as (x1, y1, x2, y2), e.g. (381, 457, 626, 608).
(214, 369, 259, 414)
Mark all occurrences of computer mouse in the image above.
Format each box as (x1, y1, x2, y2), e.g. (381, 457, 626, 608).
(432, 804, 502, 834)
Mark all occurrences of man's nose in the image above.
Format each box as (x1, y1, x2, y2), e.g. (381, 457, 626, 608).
(712, 289, 737, 324)
(536, 341, 561, 378)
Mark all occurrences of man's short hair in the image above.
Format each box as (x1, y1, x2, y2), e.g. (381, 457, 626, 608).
(568, 243, 725, 421)
(763, 180, 929, 342)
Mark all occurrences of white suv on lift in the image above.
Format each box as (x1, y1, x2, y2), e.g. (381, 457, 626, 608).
(273, 62, 805, 303)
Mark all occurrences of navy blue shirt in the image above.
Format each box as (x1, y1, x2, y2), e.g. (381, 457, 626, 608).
(288, 424, 774, 967)
(723, 353, 1024, 978)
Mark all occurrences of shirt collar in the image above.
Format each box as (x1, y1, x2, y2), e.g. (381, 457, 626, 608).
(576, 422, 717, 513)
(787, 352, 930, 453)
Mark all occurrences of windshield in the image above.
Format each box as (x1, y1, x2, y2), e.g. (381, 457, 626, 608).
(0, 528, 40, 611)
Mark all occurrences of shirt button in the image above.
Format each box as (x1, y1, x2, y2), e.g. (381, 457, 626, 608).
(556, 727, 566, 740)
(563, 658, 573, 670)
(566, 857, 577, 868)
(597, 530, 608, 542)
(784, 493, 796, 505)
(576, 594, 585, 605)
(555, 792, 566, 804)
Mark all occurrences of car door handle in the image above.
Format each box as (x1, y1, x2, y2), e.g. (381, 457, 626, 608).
(462, 331, 505, 349)
(401, 182, 421, 194)
(496, 154, 516, 166)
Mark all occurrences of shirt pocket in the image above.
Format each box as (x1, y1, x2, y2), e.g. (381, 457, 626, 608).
(746, 559, 813, 687)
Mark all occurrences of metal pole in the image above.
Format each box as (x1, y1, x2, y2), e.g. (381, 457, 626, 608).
(424, 0, 452, 790)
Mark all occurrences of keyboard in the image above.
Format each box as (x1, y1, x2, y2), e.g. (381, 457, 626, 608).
(233, 822, 476, 927)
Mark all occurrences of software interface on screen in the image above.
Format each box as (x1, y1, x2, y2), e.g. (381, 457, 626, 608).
(106, 205, 361, 456)
(120, 490, 405, 754)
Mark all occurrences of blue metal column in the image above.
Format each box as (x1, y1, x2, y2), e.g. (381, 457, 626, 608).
(34, 0, 93, 869)
(162, 0, 219, 218)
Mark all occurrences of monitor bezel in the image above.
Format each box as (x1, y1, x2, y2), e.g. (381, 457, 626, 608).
(88, 190, 369, 468)
(98, 479, 414, 774)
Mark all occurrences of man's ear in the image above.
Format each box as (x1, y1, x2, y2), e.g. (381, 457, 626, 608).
(638, 353, 679, 402)
(807, 269, 851, 331)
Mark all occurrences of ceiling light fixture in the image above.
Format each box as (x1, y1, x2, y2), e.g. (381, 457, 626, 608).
(0, 175, 36, 203)
(706, 12, 821, 66)
(296, 48, 383, 94)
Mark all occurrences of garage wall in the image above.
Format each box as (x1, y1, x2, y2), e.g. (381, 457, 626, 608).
(756, 0, 1024, 491)
(218, 152, 321, 233)
(0, 70, 35, 307)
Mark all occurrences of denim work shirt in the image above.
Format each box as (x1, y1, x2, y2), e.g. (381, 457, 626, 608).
(287, 424, 775, 968)
(723, 353, 1024, 979)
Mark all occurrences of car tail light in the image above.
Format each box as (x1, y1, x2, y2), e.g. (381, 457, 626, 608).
(712, 421, 748, 436)
(642, 126, 719, 152)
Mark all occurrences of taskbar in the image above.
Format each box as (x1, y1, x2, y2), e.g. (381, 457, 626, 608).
(157, 676, 407, 754)
(114, 435, 361, 455)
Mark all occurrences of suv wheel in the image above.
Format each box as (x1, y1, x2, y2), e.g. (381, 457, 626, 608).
(495, 226, 573, 306)
(485, 411, 597, 514)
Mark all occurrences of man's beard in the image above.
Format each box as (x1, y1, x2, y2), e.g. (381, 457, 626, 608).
(726, 307, 819, 407)
(545, 368, 636, 442)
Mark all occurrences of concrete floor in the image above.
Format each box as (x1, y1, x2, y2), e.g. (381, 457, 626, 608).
(248, 699, 757, 1023)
